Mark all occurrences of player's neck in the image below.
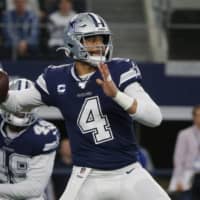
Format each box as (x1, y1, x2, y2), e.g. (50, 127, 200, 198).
(75, 61, 97, 76)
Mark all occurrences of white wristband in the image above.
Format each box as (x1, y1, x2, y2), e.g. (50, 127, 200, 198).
(113, 90, 134, 111)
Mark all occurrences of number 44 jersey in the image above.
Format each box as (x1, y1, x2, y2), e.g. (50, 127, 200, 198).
(0, 118, 60, 183)
(36, 58, 142, 170)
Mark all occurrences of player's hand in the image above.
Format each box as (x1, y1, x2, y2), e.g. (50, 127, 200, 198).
(96, 63, 118, 98)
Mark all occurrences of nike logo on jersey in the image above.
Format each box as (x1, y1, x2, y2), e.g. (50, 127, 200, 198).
(126, 168, 135, 174)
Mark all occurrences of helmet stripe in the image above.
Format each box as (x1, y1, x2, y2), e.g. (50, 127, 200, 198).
(99, 18, 105, 27)
(18, 80, 22, 90)
(88, 13, 105, 28)
(25, 80, 29, 89)
(88, 13, 98, 27)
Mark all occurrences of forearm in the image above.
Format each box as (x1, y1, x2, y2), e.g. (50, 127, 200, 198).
(114, 82, 162, 127)
(1, 87, 44, 113)
(130, 95, 162, 127)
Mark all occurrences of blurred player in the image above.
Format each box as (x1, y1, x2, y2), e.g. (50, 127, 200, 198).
(0, 79, 60, 200)
(1, 13, 170, 200)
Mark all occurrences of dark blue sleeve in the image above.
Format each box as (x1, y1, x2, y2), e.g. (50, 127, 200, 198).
(41, 129, 60, 154)
(117, 59, 142, 91)
(32, 120, 60, 155)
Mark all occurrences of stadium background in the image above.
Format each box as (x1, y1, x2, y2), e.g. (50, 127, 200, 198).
(0, 0, 199, 199)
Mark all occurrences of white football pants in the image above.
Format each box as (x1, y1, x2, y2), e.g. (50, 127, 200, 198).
(60, 162, 171, 200)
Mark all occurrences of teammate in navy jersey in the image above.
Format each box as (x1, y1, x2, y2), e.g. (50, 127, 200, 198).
(1, 12, 170, 200)
(0, 79, 60, 200)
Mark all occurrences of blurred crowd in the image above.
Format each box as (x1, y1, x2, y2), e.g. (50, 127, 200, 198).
(0, 0, 85, 60)
(169, 105, 200, 200)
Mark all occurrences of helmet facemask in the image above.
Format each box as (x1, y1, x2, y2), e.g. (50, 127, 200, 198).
(78, 34, 113, 67)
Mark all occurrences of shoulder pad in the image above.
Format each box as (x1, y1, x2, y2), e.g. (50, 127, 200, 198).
(109, 58, 142, 90)
(36, 63, 73, 106)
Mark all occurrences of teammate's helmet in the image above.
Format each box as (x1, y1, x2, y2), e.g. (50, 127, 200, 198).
(2, 79, 37, 127)
(58, 12, 113, 67)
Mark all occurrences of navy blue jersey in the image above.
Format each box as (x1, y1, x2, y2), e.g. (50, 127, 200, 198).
(35, 58, 142, 170)
(0, 117, 60, 183)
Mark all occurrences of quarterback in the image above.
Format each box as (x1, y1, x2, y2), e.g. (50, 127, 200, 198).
(1, 13, 170, 200)
(0, 79, 59, 200)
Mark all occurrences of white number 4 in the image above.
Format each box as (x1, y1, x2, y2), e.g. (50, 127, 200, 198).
(77, 96, 114, 144)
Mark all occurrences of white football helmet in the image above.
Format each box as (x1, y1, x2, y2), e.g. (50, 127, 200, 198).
(2, 79, 37, 127)
(58, 12, 113, 67)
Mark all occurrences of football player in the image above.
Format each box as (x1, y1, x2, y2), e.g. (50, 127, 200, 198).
(1, 13, 170, 200)
(0, 79, 60, 200)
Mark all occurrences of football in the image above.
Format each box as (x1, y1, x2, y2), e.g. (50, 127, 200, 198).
(0, 70, 9, 103)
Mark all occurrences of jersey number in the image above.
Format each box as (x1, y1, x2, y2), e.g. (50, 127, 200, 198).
(77, 96, 114, 144)
(0, 150, 29, 183)
(34, 120, 56, 135)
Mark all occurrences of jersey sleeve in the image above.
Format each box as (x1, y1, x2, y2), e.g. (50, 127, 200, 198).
(35, 66, 57, 106)
(32, 120, 60, 155)
(116, 59, 142, 91)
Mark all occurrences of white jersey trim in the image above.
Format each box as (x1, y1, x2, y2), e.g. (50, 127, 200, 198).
(71, 66, 80, 82)
(36, 75, 49, 95)
(48, 63, 71, 69)
(119, 68, 140, 87)
(43, 140, 59, 152)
